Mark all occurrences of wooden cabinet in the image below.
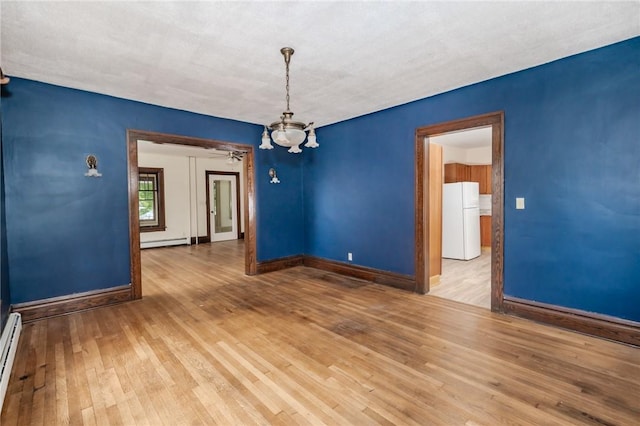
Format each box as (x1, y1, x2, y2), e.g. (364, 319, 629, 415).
(480, 216, 492, 248)
(444, 163, 470, 183)
(470, 164, 492, 194)
(484, 165, 493, 194)
(445, 163, 492, 194)
(470, 165, 484, 192)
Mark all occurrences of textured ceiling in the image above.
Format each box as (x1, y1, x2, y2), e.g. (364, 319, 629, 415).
(430, 126, 492, 149)
(1, 1, 638, 128)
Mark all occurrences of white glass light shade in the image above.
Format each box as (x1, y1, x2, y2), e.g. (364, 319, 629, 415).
(304, 128, 319, 148)
(259, 128, 274, 150)
(271, 128, 306, 148)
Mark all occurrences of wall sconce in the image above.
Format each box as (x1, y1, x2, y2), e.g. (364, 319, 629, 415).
(269, 168, 280, 184)
(84, 154, 102, 177)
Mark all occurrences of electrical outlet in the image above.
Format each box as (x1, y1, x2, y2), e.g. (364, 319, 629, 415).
(516, 197, 525, 210)
(348, 252, 353, 262)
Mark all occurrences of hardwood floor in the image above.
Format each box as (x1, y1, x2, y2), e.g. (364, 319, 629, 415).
(3, 241, 639, 425)
(429, 248, 492, 309)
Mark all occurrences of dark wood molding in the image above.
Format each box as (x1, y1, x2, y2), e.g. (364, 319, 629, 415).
(490, 114, 505, 312)
(205, 170, 242, 241)
(127, 129, 258, 299)
(256, 255, 304, 274)
(244, 149, 257, 275)
(256, 254, 415, 292)
(189, 236, 211, 245)
(304, 256, 415, 292)
(503, 296, 640, 347)
(139, 167, 166, 233)
(414, 131, 426, 294)
(12, 285, 132, 323)
(127, 132, 142, 299)
(414, 111, 504, 311)
(127, 130, 251, 153)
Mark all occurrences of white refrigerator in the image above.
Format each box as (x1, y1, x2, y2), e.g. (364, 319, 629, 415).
(442, 182, 481, 260)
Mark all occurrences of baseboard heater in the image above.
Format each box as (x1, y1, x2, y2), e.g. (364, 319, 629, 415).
(141, 237, 190, 249)
(0, 313, 22, 413)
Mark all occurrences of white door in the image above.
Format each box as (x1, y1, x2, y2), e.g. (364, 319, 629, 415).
(209, 174, 238, 242)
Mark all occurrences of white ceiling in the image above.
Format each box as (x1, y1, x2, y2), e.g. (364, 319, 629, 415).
(429, 126, 492, 149)
(1, 1, 638, 128)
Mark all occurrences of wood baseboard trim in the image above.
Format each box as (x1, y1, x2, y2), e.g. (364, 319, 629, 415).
(503, 296, 640, 347)
(304, 256, 415, 292)
(256, 255, 304, 274)
(12, 285, 133, 323)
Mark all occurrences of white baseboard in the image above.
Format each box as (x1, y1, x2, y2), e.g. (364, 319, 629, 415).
(0, 312, 22, 413)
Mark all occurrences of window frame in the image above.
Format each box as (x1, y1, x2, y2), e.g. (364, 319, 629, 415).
(138, 167, 166, 233)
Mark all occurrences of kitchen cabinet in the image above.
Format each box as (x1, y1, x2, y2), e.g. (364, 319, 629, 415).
(480, 216, 492, 247)
(445, 163, 492, 194)
(484, 165, 493, 194)
(470, 164, 492, 194)
(444, 163, 470, 183)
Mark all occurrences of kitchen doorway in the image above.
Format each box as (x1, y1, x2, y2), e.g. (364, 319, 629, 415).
(414, 111, 504, 312)
(429, 127, 492, 308)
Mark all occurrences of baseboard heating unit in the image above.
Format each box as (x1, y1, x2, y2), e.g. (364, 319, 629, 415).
(0, 313, 22, 413)
(141, 237, 190, 249)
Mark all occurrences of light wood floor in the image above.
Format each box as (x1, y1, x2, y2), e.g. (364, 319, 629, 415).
(429, 248, 491, 309)
(3, 242, 639, 425)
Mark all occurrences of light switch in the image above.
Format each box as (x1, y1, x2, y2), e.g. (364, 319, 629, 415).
(516, 197, 525, 210)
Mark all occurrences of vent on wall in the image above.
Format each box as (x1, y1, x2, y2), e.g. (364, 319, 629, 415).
(0, 313, 22, 413)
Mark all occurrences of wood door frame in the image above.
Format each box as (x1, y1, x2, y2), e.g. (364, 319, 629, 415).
(205, 171, 242, 241)
(414, 111, 504, 312)
(127, 129, 257, 300)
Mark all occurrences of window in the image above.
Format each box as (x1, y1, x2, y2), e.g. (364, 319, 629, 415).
(139, 167, 166, 232)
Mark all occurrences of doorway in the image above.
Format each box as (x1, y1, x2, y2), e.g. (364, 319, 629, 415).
(206, 171, 241, 242)
(429, 127, 492, 308)
(126, 130, 257, 300)
(414, 111, 504, 312)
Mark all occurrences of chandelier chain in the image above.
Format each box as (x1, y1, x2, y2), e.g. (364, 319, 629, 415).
(285, 58, 290, 112)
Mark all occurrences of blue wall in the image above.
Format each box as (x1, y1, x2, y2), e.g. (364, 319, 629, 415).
(304, 37, 640, 322)
(1, 80, 304, 304)
(2, 38, 638, 324)
(0, 102, 10, 329)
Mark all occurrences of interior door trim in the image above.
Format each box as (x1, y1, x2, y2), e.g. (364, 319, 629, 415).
(205, 171, 242, 242)
(127, 129, 257, 300)
(414, 111, 504, 312)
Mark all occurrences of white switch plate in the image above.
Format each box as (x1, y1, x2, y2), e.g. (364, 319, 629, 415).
(516, 197, 525, 210)
(348, 252, 353, 261)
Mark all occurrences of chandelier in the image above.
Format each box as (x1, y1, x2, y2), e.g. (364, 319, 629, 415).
(259, 47, 318, 154)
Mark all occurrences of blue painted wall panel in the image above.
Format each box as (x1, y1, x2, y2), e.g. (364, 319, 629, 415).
(0, 105, 11, 329)
(2, 79, 304, 303)
(256, 147, 305, 260)
(304, 37, 640, 321)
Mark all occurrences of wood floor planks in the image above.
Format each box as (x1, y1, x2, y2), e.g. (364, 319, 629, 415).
(2, 240, 639, 425)
(429, 248, 492, 309)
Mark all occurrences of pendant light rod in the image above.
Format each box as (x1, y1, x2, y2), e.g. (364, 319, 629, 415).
(281, 47, 294, 113)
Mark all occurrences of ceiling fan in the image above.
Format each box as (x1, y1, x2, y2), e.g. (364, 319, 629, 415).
(205, 150, 245, 164)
